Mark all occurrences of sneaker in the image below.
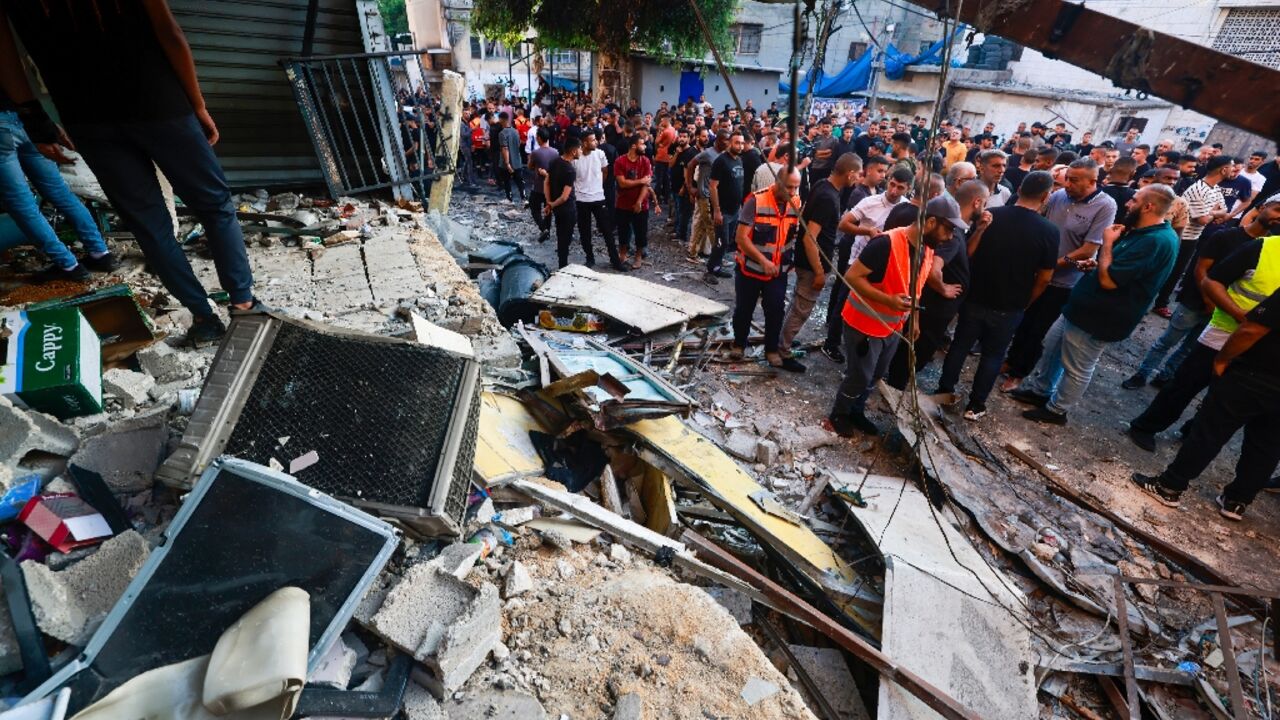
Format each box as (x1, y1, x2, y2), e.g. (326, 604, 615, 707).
(1126, 426, 1157, 452)
(611, 261, 631, 272)
(229, 298, 272, 317)
(821, 344, 845, 363)
(1120, 373, 1147, 390)
(1153, 306, 1173, 319)
(1008, 388, 1049, 407)
(711, 268, 732, 279)
(1150, 375, 1170, 389)
(826, 415, 857, 438)
(998, 376, 1022, 393)
(848, 411, 881, 436)
(771, 356, 806, 373)
(537, 230, 549, 244)
(187, 314, 227, 348)
(32, 263, 89, 283)
(1022, 406, 1067, 425)
(702, 272, 720, 286)
(82, 252, 120, 273)
(963, 405, 987, 421)
(1216, 494, 1246, 521)
(1131, 473, 1181, 508)
(584, 257, 597, 268)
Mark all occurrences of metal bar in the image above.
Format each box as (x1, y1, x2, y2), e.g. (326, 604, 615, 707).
(301, 0, 320, 57)
(1116, 576, 1280, 599)
(680, 529, 983, 720)
(283, 49, 431, 63)
(303, 63, 353, 194)
(318, 62, 368, 191)
(895, 0, 1280, 138)
(1211, 592, 1249, 720)
(367, 55, 414, 201)
(338, 57, 383, 187)
(1112, 575, 1140, 720)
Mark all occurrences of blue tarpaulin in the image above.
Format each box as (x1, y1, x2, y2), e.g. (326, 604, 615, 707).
(541, 73, 586, 91)
(778, 48, 873, 97)
(883, 27, 966, 80)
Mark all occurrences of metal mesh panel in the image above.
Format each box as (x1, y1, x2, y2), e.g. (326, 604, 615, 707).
(223, 321, 473, 511)
(1213, 9, 1280, 70)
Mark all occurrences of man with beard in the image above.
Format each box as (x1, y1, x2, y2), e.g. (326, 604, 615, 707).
(827, 195, 967, 437)
(1013, 185, 1180, 425)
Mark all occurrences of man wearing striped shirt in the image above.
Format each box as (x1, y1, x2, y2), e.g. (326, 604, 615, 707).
(1152, 155, 1230, 317)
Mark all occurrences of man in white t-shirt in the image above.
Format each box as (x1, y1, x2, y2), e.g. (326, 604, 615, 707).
(838, 166, 912, 260)
(572, 131, 627, 271)
(1241, 151, 1268, 199)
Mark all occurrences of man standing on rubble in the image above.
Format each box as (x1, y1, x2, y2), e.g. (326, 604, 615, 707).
(543, 138, 580, 268)
(1012, 185, 1179, 425)
(572, 131, 626, 272)
(827, 196, 967, 437)
(0, 0, 260, 346)
(728, 168, 805, 373)
(1133, 286, 1280, 521)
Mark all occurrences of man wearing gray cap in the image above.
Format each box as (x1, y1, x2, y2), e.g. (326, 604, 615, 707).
(1012, 184, 1180, 424)
(827, 194, 964, 437)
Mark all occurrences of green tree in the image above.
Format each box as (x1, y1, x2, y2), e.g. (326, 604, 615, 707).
(378, 0, 409, 37)
(470, 0, 738, 102)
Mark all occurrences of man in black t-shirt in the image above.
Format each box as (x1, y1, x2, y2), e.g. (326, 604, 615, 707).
(706, 130, 746, 284)
(1133, 286, 1280, 520)
(779, 153, 861, 361)
(544, 138, 581, 268)
(936, 171, 1059, 419)
(673, 128, 702, 246)
(1123, 197, 1280, 389)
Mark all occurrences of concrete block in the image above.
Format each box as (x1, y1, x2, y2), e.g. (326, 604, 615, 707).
(614, 693, 644, 720)
(608, 543, 632, 565)
(723, 429, 761, 462)
(67, 410, 167, 493)
(402, 680, 447, 719)
(502, 560, 533, 599)
(308, 637, 358, 689)
(136, 342, 197, 383)
(367, 565, 500, 693)
(0, 396, 79, 477)
(22, 530, 151, 645)
(101, 368, 155, 409)
(424, 542, 482, 580)
(755, 438, 780, 466)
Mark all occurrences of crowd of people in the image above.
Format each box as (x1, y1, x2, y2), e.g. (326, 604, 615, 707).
(463, 83, 1280, 522)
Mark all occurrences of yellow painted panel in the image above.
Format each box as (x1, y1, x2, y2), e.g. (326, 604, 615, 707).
(474, 392, 546, 486)
(637, 465, 676, 536)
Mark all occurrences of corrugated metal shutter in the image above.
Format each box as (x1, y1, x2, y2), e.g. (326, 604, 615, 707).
(170, 0, 366, 190)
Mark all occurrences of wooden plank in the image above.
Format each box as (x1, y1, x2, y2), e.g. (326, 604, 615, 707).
(1211, 592, 1248, 720)
(681, 529, 983, 720)
(1112, 575, 1141, 720)
(901, 0, 1280, 139)
(1116, 576, 1280, 598)
(1098, 676, 1132, 720)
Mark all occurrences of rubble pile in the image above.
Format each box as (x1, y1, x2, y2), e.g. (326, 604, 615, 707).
(0, 186, 1275, 720)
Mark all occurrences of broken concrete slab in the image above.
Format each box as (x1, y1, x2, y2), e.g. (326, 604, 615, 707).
(704, 586, 753, 625)
(424, 542, 482, 580)
(0, 396, 79, 482)
(755, 438, 780, 466)
(22, 529, 151, 646)
(308, 637, 358, 690)
(502, 560, 533, 599)
(439, 690, 547, 720)
(528, 264, 729, 334)
(781, 424, 840, 454)
(135, 342, 198, 383)
(67, 410, 167, 494)
(101, 368, 155, 409)
(402, 679, 447, 719)
(788, 645, 872, 720)
(741, 676, 780, 706)
(366, 564, 501, 694)
(723, 429, 761, 462)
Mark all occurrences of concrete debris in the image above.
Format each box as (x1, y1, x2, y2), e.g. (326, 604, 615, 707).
(613, 693, 644, 720)
(787, 645, 872, 720)
(425, 542, 483, 580)
(503, 560, 534, 599)
(724, 429, 762, 462)
(135, 342, 199, 383)
(539, 528, 574, 552)
(402, 680, 448, 719)
(755, 438, 780, 466)
(67, 409, 167, 493)
(308, 637, 358, 689)
(101, 368, 155, 409)
(704, 586, 753, 625)
(0, 395, 79, 482)
(22, 529, 151, 646)
(608, 543, 632, 565)
(741, 676, 781, 706)
(440, 690, 547, 719)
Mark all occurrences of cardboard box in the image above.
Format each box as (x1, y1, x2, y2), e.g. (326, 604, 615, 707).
(0, 307, 103, 418)
(19, 493, 113, 552)
(28, 283, 160, 364)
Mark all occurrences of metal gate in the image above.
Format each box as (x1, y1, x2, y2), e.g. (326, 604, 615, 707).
(282, 50, 454, 200)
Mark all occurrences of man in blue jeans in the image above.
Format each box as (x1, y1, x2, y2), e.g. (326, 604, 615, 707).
(1011, 184, 1180, 424)
(0, 0, 259, 346)
(937, 171, 1059, 420)
(0, 95, 116, 281)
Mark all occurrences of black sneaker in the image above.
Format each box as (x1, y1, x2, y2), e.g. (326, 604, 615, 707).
(82, 252, 120, 273)
(187, 314, 227, 348)
(32, 263, 89, 283)
(584, 257, 597, 268)
(229, 298, 272, 317)
(711, 268, 733, 279)
(702, 272, 720, 286)
(1022, 406, 1067, 425)
(773, 357, 806, 373)
(1126, 425, 1156, 452)
(849, 411, 881, 436)
(1216, 494, 1246, 521)
(821, 344, 845, 363)
(1150, 375, 1170, 389)
(1131, 473, 1181, 507)
(1120, 373, 1147, 390)
(828, 415, 857, 438)
(537, 230, 549, 244)
(1008, 388, 1050, 407)
(611, 261, 631, 272)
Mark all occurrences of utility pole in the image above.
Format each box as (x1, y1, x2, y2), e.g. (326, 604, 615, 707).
(866, 22, 894, 121)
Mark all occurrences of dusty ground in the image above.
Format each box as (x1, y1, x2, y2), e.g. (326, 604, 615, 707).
(451, 183, 1280, 594)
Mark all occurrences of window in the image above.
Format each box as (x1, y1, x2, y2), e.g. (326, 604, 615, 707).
(919, 41, 933, 56)
(731, 24, 763, 55)
(848, 41, 867, 60)
(1113, 116, 1149, 133)
(469, 34, 481, 58)
(550, 50, 578, 66)
(1212, 8, 1280, 69)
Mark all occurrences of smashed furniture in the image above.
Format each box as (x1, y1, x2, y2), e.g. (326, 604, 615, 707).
(27, 284, 159, 365)
(1, 308, 102, 419)
(20, 458, 398, 715)
(474, 392, 548, 487)
(155, 314, 480, 536)
(528, 264, 729, 334)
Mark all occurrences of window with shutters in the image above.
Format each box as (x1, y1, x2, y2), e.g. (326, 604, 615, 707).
(1212, 8, 1280, 69)
(731, 24, 763, 55)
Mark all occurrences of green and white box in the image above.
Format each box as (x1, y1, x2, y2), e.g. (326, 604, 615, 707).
(0, 308, 102, 418)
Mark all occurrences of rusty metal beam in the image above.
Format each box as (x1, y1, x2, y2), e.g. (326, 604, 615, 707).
(1112, 575, 1141, 720)
(1211, 592, 1249, 720)
(906, 0, 1280, 139)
